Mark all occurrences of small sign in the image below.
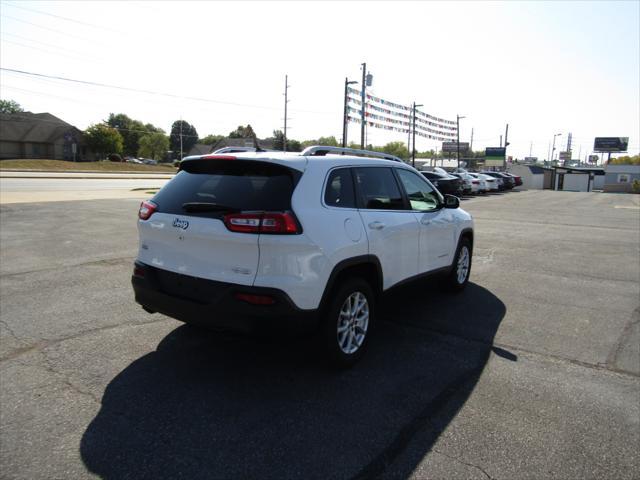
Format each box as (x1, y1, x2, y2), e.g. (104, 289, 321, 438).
(485, 147, 506, 167)
(442, 142, 469, 153)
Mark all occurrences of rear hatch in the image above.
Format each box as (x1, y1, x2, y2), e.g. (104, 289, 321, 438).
(136, 158, 300, 287)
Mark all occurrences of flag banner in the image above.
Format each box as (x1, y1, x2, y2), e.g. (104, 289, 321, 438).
(347, 114, 453, 141)
(346, 88, 457, 140)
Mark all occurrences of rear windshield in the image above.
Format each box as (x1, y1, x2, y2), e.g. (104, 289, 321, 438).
(152, 160, 296, 217)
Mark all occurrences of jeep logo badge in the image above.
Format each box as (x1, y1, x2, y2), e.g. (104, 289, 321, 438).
(172, 218, 189, 230)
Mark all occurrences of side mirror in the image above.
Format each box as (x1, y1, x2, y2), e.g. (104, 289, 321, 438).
(444, 194, 460, 209)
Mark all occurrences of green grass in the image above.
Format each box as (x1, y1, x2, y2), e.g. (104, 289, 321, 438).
(0, 159, 176, 173)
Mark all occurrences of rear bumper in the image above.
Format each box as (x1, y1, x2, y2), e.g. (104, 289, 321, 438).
(131, 262, 319, 334)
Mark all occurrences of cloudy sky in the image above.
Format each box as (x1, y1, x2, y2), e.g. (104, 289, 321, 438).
(1, 0, 638, 160)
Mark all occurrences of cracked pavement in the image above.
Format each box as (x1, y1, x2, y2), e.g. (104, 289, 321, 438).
(1, 191, 639, 479)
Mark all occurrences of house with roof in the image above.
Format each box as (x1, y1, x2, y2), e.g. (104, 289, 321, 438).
(0, 112, 94, 161)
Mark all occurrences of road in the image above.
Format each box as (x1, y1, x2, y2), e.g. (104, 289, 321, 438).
(0, 189, 638, 479)
(0, 175, 171, 204)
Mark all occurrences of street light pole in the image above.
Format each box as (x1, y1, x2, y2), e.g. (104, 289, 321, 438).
(551, 132, 562, 163)
(343, 78, 357, 148)
(360, 63, 366, 149)
(412, 102, 423, 167)
(456, 114, 465, 168)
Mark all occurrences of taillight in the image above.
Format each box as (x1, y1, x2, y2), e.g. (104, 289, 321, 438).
(139, 200, 157, 220)
(472, 180, 479, 184)
(133, 264, 146, 278)
(261, 213, 299, 234)
(223, 212, 300, 234)
(235, 293, 276, 305)
(224, 213, 262, 233)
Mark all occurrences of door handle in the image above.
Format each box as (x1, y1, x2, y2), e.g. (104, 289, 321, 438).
(368, 221, 385, 230)
(421, 218, 432, 225)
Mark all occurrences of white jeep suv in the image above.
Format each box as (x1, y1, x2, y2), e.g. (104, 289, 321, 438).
(132, 146, 474, 366)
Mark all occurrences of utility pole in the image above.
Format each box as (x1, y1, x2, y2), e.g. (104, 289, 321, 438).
(342, 78, 357, 147)
(500, 135, 502, 147)
(179, 117, 183, 160)
(504, 124, 509, 149)
(360, 63, 367, 149)
(283, 75, 290, 152)
(407, 110, 411, 158)
(529, 142, 533, 157)
(470, 127, 474, 151)
(412, 102, 423, 167)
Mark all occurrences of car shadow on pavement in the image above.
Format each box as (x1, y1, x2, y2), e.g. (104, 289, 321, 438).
(80, 282, 505, 480)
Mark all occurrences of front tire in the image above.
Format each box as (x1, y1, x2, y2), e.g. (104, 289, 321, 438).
(321, 278, 375, 368)
(444, 237, 472, 292)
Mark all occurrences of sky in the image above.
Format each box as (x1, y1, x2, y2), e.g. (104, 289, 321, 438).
(1, 0, 638, 160)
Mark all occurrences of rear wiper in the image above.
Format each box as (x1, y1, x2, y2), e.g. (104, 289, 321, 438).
(182, 202, 239, 213)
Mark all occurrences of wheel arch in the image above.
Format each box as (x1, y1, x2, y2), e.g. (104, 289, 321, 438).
(319, 255, 383, 311)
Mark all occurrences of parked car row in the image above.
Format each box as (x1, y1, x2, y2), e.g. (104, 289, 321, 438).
(419, 167, 522, 196)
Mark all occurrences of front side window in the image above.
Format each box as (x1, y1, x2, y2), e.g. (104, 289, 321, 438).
(396, 169, 441, 211)
(324, 168, 356, 208)
(354, 167, 406, 210)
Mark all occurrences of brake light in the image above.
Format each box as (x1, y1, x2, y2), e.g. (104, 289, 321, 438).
(224, 213, 262, 233)
(200, 155, 237, 160)
(138, 200, 157, 220)
(472, 181, 479, 184)
(223, 212, 300, 234)
(235, 293, 276, 305)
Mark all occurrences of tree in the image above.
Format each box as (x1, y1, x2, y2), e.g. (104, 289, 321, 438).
(301, 136, 339, 148)
(229, 124, 256, 139)
(271, 129, 302, 152)
(0, 99, 24, 114)
(374, 141, 409, 160)
(170, 120, 198, 157)
(200, 134, 225, 145)
(609, 155, 640, 165)
(138, 132, 170, 161)
(84, 124, 123, 159)
(106, 113, 164, 156)
(272, 130, 285, 151)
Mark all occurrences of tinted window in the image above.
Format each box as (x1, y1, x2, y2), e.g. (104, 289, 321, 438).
(396, 169, 441, 211)
(152, 161, 294, 217)
(354, 167, 406, 210)
(324, 168, 356, 208)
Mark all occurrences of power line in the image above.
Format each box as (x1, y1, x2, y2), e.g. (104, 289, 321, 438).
(0, 38, 100, 63)
(2, 1, 122, 32)
(0, 32, 91, 56)
(0, 14, 106, 45)
(0, 67, 334, 115)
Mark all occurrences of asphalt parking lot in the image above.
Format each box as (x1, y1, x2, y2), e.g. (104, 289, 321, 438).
(1, 189, 639, 479)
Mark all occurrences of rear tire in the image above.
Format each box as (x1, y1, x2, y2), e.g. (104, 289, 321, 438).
(321, 277, 375, 368)
(444, 237, 472, 292)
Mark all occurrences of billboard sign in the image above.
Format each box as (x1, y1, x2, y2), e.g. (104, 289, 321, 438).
(485, 147, 506, 167)
(442, 141, 469, 153)
(593, 137, 628, 152)
(559, 151, 572, 161)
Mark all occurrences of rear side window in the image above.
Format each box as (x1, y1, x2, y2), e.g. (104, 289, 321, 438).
(324, 168, 356, 208)
(354, 167, 406, 210)
(152, 161, 295, 217)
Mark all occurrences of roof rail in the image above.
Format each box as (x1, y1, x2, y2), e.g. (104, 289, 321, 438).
(300, 145, 404, 163)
